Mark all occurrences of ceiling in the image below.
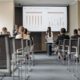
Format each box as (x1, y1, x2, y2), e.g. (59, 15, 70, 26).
(15, 0, 76, 6)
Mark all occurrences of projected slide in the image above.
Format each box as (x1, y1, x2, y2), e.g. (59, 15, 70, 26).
(23, 7, 67, 32)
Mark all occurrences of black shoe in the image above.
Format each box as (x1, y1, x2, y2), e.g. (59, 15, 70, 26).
(75, 58, 79, 63)
(63, 57, 66, 61)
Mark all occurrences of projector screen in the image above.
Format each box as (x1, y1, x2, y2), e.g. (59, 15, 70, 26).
(23, 7, 67, 32)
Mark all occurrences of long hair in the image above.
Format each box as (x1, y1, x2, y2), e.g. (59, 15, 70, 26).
(47, 27, 51, 37)
(24, 28, 28, 35)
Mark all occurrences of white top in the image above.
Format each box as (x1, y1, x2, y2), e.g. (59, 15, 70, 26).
(16, 34, 30, 40)
(46, 32, 53, 43)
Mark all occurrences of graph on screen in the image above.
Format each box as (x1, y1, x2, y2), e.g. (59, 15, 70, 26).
(23, 7, 67, 32)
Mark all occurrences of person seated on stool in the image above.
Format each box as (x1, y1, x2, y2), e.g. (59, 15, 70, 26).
(1, 27, 10, 36)
(71, 29, 80, 62)
(46, 27, 53, 56)
(71, 29, 80, 39)
(16, 26, 29, 39)
(56, 28, 69, 60)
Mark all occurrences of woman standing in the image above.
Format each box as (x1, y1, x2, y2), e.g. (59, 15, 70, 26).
(46, 27, 53, 56)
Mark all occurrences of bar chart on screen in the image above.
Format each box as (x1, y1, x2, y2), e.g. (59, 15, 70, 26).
(23, 7, 67, 32)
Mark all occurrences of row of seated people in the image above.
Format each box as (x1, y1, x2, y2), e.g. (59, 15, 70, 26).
(0, 26, 33, 59)
(55, 29, 80, 79)
(0, 27, 10, 36)
(0, 27, 34, 79)
(55, 28, 80, 61)
(0, 26, 31, 40)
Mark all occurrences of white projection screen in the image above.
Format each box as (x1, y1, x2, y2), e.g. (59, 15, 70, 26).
(23, 7, 67, 32)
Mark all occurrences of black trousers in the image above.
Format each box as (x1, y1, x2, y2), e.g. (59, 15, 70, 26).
(47, 43, 52, 56)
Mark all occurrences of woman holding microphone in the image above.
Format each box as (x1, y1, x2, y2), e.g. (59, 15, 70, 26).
(46, 27, 53, 56)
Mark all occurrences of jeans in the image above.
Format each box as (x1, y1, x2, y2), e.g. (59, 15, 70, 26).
(47, 43, 52, 56)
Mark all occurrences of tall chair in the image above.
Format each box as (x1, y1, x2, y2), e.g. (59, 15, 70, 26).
(68, 39, 78, 76)
(23, 39, 30, 79)
(58, 40, 65, 61)
(15, 39, 30, 80)
(9, 37, 21, 80)
(74, 38, 80, 80)
(0, 35, 11, 79)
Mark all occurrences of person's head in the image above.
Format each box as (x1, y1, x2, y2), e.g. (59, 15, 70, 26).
(2, 27, 7, 33)
(73, 29, 78, 35)
(2, 27, 10, 36)
(24, 28, 28, 34)
(60, 28, 66, 34)
(18, 26, 24, 34)
(47, 27, 51, 32)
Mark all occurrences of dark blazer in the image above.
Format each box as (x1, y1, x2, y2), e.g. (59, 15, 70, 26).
(56, 34, 70, 45)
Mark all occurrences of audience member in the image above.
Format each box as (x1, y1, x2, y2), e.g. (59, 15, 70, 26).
(16, 26, 28, 39)
(13, 25, 19, 36)
(71, 29, 80, 39)
(56, 28, 69, 45)
(71, 29, 80, 62)
(56, 28, 69, 60)
(24, 28, 30, 40)
(1, 27, 10, 36)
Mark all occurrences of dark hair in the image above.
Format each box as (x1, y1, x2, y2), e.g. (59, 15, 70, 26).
(74, 29, 78, 34)
(47, 27, 51, 37)
(24, 28, 28, 34)
(2, 27, 7, 31)
(61, 28, 66, 34)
